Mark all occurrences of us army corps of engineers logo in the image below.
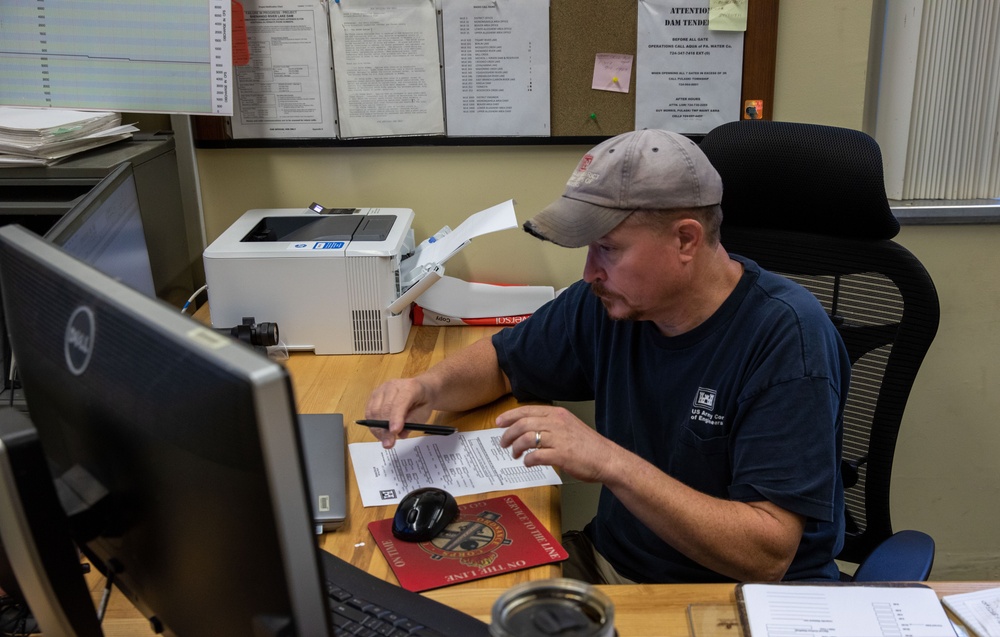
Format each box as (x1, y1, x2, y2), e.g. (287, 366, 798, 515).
(420, 508, 513, 568)
(691, 386, 726, 427)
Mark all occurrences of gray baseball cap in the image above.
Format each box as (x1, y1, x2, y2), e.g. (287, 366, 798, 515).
(524, 129, 723, 247)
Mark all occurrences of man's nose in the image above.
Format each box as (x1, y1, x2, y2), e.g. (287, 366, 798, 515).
(583, 249, 604, 283)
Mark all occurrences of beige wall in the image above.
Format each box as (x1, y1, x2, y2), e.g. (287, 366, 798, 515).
(892, 225, 1000, 579)
(194, 1, 998, 579)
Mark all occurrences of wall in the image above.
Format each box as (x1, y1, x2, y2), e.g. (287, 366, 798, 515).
(890, 224, 1000, 579)
(194, 1, 999, 579)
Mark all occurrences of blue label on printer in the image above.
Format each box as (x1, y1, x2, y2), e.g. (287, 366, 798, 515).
(312, 241, 345, 250)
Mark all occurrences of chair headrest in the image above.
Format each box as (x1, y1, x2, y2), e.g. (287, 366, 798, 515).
(700, 120, 900, 240)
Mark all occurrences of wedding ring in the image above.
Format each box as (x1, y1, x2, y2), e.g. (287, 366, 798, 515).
(534, 431, 542, 449)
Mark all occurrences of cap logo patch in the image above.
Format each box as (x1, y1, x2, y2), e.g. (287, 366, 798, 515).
(578, 154, 594, 171)
(567, 169, 599, 188)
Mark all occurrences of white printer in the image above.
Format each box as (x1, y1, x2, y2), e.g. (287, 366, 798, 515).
(203, 200, 520, 355)
(203, 207, 430, 355)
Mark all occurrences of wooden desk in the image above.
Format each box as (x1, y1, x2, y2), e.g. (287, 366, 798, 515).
(425, 582, 1000, 636)
(95, 579, 1000, 636)
(285, 325, 562, 587)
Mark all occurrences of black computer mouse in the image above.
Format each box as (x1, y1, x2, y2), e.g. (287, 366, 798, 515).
(391, 487, 459, 542)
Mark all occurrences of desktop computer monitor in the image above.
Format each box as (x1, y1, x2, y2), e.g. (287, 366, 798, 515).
(0, 225, 331, 635)
(0, 532, 18, 601)
(43, 161, 157, 298)
(1, 161, 157, 399)
(0, 408, 103, 636)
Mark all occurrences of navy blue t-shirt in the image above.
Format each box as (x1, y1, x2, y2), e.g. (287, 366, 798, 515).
(493, 256, 848, 583)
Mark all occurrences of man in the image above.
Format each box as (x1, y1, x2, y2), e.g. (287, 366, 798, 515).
(365, 129, 849, 584)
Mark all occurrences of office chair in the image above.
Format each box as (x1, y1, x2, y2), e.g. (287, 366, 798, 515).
(699, 120, 940, 582)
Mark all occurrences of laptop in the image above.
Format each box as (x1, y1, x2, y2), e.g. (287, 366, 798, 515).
(298, 413, 348, 533)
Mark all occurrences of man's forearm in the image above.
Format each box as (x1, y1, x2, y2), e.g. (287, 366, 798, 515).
(601, 448, 803, 582)
(422, 336, 512, 412)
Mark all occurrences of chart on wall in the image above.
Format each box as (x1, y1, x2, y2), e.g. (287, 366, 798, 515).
(0, 0, 233, 115)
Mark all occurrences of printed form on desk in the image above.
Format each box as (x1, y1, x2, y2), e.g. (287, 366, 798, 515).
(737, 583, 957, 637)
(349, 429, 562, 507)
(943, 587, 1000, 637)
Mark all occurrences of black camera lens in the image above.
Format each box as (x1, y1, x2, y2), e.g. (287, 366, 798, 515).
(251, 321, 279, 347)
(214, 317, 279, 349)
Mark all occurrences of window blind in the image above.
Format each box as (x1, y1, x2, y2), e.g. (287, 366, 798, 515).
(875, 0, 1000, 200)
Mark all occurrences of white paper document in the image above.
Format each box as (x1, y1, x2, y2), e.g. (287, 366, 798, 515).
(406, 199, 518, 273)
(636, 0, 743, 134)
(943, 587, 1000, 637)
(441, 0, 550, 136)
(400, 199, 518, 293)
(739, 584, 957, 637)
(231, 0, 339, 139)
(329, 0, 445, 138)
(349, 428, 563, 507)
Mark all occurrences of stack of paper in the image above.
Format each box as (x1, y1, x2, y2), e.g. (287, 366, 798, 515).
(0, 107, 138, 167)
(943, 587, 1000, 637)
(413, 276, 554, 326)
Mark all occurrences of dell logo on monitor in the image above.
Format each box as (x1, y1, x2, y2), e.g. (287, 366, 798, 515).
(65, 306, 96, 375)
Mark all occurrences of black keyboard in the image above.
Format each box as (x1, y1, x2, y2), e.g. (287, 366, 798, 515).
(319, 549, 490, 637)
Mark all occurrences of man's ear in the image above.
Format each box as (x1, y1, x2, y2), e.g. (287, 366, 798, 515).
(674, 218, 704, 261)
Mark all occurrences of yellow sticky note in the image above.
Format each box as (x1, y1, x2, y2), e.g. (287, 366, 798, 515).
(709, 0, 748, 32)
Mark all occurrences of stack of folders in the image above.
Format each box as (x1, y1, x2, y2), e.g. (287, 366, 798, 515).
(0, 107, 138, 167)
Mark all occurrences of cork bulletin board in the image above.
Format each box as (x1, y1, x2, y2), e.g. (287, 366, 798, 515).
(549, 0, 638, 137)
(193, 0, 778, 147)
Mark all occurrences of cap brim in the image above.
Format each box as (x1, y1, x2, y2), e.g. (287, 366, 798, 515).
(523, 196, 634, 248)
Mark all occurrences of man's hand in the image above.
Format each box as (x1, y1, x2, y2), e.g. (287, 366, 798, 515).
(362, 336, 511, 449)
(364, 378, 434, 448)
(496, 405, 619, 483)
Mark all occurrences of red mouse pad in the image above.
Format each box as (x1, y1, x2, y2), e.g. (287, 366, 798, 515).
(368, 494, 568, 592)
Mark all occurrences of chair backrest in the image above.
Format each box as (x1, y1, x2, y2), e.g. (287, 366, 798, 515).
(700, 120, 941, 566)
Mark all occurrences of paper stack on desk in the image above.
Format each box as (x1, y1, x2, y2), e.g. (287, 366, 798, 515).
(0, 107, 137, 166)
(412, 276, 555, 326)
(943, 587, 1000, 637)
